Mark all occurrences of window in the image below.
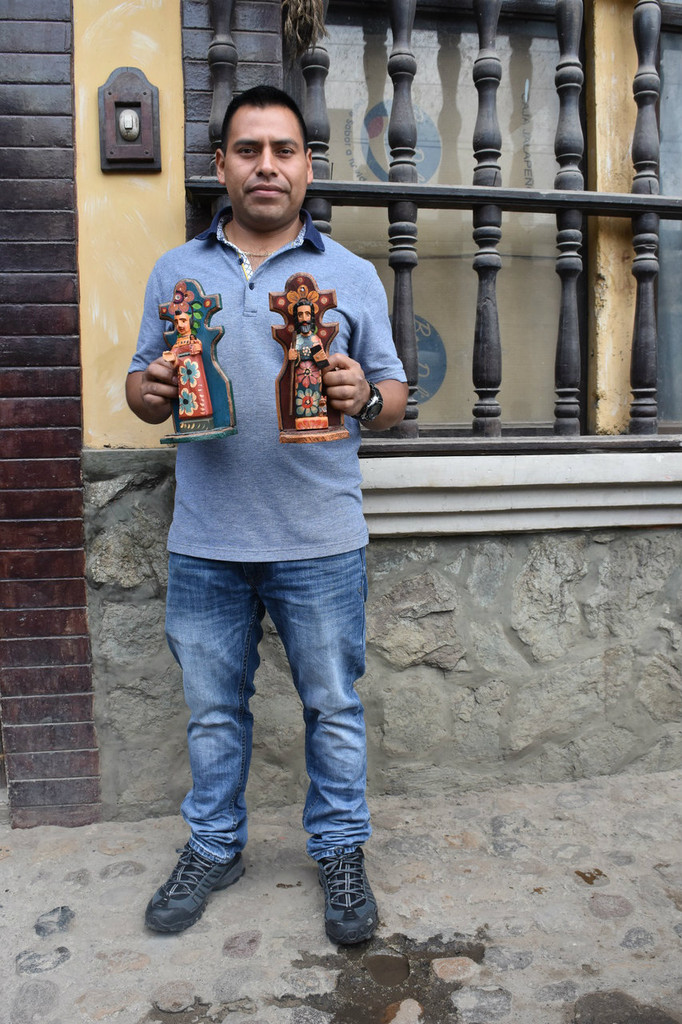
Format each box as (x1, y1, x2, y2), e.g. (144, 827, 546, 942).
(187, 0, 682, 447)
(325, 4, 567, 429)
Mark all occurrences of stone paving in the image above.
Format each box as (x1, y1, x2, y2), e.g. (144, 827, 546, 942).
(2, 769, 682, 1024)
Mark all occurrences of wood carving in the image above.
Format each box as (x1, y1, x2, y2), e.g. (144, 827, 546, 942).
(270, 272, 349, 443)
(158, 279, 237, 445)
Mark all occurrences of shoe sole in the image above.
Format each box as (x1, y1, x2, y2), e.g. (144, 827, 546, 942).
(145, 857, 245, 934)
(325, 916, 377, 945)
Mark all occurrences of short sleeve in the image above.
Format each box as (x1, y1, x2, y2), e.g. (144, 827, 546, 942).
(346, 263, 407, 384)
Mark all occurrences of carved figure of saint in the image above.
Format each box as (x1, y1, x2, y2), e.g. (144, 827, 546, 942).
(289, 299, 330, 431)
(163, 310, 214, 426)
(270, 271, 348, 443)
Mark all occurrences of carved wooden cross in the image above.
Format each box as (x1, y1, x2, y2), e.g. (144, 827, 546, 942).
(158, 278, 237, 445)
(270, 271, 349, 444)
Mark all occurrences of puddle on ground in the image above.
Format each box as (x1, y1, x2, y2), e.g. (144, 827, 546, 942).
(275, 931, 486, 1024)
(365, 953, 411, 986)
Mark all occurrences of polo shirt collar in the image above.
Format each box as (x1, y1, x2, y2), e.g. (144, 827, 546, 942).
(196, 207, 325, 252)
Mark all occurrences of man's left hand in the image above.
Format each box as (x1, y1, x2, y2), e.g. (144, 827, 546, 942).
(321, 353, 371, 417)
(322, 353, 409, 430)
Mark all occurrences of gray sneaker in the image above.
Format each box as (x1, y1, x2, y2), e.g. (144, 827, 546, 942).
(145, 843, 244, 933)
(318, 847, 378, 945)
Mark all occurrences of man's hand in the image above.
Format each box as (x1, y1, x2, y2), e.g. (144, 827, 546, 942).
(322, 353, 370, 417)
(126, 357, 177, 424)
(322, 353, 408, 431)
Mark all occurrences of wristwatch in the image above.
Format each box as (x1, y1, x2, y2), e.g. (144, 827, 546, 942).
(354, 381, 383, 424)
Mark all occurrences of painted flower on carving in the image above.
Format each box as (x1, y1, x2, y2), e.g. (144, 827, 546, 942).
(296, 388, 320, 417)
(297, 363, 319, 389)
(179, 388, 198, 416)
(172, 284, 203, 333)
(286, 286, 319, 316)
(179, 359, 200, 387)
(173, 284, 196, 311)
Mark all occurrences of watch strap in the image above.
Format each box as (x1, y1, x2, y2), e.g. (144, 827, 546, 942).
(354, 381, 383, 423)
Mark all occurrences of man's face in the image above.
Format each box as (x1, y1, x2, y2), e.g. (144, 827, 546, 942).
(174, 313, 191, 337)
(215, 105, 313, 236)
(296, 304, 313, 334)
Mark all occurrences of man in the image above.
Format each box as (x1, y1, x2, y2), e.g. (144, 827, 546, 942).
(126, 85, 407, 945)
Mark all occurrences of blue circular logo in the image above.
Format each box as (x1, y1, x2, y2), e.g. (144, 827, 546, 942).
(361, 102, 441, 184)
(415, 315, 446, 404)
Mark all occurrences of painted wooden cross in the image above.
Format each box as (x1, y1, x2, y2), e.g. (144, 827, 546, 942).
(269, 271, 349, 444)
(158, 278, 237, 445)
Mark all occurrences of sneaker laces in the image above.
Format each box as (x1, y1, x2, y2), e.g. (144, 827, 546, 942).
(162, 845, 215, 897)
(321, 850, 370, 911)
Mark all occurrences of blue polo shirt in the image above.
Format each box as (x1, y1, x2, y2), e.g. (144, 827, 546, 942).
(129, 209, 406, 562)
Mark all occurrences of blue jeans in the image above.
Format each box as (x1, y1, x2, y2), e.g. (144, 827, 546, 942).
(165, 548, 371, 864)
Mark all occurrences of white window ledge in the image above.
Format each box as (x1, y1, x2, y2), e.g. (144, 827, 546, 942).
(361, 452, 682, 535)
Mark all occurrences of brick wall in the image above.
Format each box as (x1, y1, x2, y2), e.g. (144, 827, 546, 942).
(0, 0, 286, 826)
(0, 0, 101, 827)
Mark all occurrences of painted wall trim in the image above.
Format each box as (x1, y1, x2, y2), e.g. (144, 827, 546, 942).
(85, 449, 682, 536)
(361, 452, 682, 535)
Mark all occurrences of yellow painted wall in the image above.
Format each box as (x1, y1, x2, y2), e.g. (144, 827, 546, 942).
(586, 0, 639, 434)
(74, 0, 186, 449)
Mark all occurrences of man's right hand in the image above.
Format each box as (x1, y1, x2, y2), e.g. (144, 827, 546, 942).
(125, 357, 177, 424)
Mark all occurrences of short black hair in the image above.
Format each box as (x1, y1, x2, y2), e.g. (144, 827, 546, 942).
(220, 85, 308, 152)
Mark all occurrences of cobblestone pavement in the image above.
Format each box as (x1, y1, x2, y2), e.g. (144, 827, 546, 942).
(2, 770, 682, 1024)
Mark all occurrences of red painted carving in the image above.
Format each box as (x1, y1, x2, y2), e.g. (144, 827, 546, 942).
(270, 272, 349, 444)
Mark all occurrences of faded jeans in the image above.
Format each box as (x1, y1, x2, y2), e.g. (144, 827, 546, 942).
(165, 549, 371, 864)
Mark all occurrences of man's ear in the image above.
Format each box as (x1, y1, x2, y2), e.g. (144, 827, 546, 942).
(215, 148, 226, 186)
(306, 147, 313, 185)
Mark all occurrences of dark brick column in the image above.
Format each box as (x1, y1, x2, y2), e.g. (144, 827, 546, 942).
(0, 0, 101, 827)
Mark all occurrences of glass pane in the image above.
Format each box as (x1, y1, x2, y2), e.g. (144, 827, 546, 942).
(325, 7, 562, 426)
(658, 31, 682, 425)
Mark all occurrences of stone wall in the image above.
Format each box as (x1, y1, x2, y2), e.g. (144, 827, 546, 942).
(84, 451, 682, 821)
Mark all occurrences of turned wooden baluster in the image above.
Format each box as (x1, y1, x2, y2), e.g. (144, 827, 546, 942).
(629, 0, 661, 434)
(471, 0, 503, 436)
(553, 0, 584, 435)
(387, 0, 419, 437)
(208, 0, 238, 154)
(301, 0, 332, 235)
